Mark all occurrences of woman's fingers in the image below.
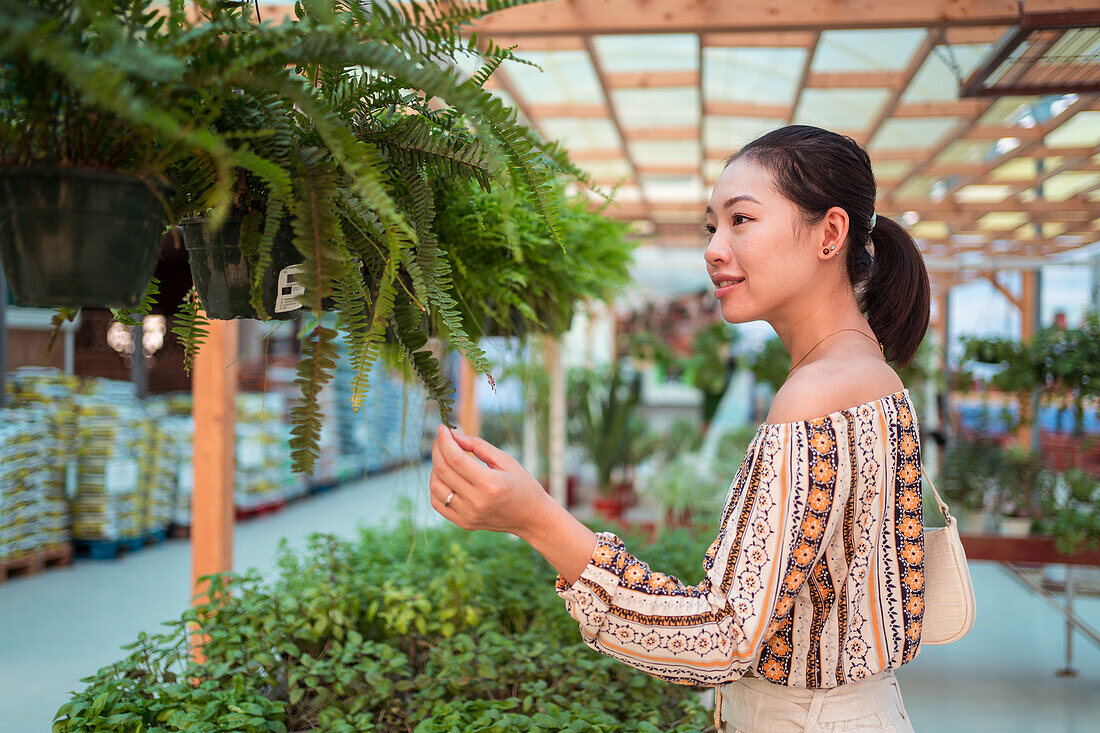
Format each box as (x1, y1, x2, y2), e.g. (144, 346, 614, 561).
(436, 424, 499, 483)
(431, 435, 480, 499)
(448, 428, 511, 470)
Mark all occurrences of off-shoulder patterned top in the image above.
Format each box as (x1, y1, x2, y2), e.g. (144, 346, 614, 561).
(555, 388, 925, 689)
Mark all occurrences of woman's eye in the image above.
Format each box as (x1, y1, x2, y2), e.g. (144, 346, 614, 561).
(703, 223, 717, 236)
(732, 213, 751, 226)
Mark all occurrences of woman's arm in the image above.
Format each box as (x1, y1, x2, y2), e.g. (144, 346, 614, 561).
(429, 421, 852, 686)
(428, 424, 597, 584)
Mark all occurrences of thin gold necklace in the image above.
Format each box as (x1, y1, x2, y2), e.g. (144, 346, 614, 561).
(786, 328, 885, 377)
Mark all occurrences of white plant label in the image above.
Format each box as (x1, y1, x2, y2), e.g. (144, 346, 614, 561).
(274, 264, 306, 313)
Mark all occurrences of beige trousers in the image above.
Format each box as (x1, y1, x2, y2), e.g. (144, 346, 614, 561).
(715, 670, 915, 733)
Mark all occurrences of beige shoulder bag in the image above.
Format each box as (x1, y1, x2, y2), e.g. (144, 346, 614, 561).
(920, 465, 977, 645)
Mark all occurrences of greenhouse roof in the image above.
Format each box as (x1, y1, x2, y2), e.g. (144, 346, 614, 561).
(261, 1, 1100, 274)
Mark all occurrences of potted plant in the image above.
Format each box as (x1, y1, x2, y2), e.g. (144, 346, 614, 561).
(15, 0, 622, 476)
(939, 438, 1000, 533)
(571, 359, 660, 521)
(0, 1, 191, 308)
(1036, 468, 1100, 556)
(994, 445, 1050, 537)
(681, 321, 739, 425)
(642, 453, 725, 528)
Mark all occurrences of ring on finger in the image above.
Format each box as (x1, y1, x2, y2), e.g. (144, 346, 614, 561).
(444, 491, 455, 508)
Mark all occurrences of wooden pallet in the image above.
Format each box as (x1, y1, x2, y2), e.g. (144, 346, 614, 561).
(73, 536, 144, 560)
(1, 543, 73, 583)
(168, 523, 190, 540)
(235, 499, 286, 521)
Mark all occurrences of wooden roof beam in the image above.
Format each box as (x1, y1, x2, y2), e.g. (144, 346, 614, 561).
(893, 100, 989, 118)
(467, 0, 1054, 36)
(702, 30, 818, 47)
(582, 36, 652, 219)
(806, 70, 906, 88)
(526, 103, 608, 118)
(788, 32, 820, 125)
(604, 70, 699, 88)
(704, 101, 791, 118)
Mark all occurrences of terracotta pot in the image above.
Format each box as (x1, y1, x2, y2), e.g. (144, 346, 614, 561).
(594, 494, 627, 522)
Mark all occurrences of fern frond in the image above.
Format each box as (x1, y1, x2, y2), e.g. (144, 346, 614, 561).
(112, 275, 161, 327)
(171, 287, 209, 375)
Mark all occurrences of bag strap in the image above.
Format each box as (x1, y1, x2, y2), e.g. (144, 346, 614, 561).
(921, 464, 952, 523)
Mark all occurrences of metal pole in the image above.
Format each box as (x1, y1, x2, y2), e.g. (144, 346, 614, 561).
(131, 322, 147, 399)
(1057, 566, 1078, 677)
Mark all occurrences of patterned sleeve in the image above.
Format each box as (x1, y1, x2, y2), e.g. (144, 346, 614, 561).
(554, 419, 852, 686)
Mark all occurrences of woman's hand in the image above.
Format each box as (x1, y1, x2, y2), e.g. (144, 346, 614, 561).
(429, 423, 555, 537)
(428, 423, 598, 585)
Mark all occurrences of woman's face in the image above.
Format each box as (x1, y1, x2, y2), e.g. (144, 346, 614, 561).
(703, 157, 821, 325)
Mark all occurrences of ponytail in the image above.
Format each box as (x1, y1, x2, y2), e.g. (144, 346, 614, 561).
(856, 215, 930, 370)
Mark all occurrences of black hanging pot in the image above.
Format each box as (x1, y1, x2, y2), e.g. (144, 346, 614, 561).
(182, 216, 304, 320)
(0, 166, 171, 308)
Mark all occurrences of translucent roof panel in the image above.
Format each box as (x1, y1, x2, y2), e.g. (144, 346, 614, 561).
(611, 88, 699, 127)
(1042, 172, 1100, 201)
(872, 160, 915, 182)
(1045, 111, 1100, 147)
(870, 117, 960, 150)
(938, 139, 999, 163)
(955, 184, 1012, 203)
(575, 159, 635, 182)
(892, 175, 938, 199)
(793, 88, 892, 129)
(979, 97, 1042, 125)
(538, 118, 623, 150)
(909, 221, 951, 239)
(592, 34, 698, 72)
(990, 157, 1040, 180)
(640, 175, 706, 203)
(901, 44, 991, 102)
(978, 212, 1030, 230)
(812, 29, 928, 72)
(627, 140, 700, 166)
(703, 117, 784, 152)
(703, 47, 806, 105)
(501, 51, 604, 104)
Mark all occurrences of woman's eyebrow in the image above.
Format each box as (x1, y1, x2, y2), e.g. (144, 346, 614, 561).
(704, 194, 762, 215)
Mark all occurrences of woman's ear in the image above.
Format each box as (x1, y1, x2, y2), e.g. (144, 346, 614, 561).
(818, 206, 850, 258)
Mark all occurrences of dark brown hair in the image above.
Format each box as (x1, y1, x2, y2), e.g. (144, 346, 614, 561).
(724, 124, 930, 370)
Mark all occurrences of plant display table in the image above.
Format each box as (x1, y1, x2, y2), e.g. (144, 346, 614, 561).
(961, 534, 1100, 677)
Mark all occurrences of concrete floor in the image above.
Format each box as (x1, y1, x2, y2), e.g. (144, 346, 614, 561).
(2, 459, 1098, 732)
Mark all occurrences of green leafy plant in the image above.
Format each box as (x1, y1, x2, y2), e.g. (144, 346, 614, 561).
(571, 359, 662, 497)
(1036, 468, 1100, 555)
(748, 336, 790, 393)
(939, 438, 1001, 513)
(642, 453, 726, 526)
(5, 0, 637, 475)
(54, 521, 715, 732)
(994, 445, 1052, 519)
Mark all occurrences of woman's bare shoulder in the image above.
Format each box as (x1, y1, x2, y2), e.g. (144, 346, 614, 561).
(765, 356, 904, 425)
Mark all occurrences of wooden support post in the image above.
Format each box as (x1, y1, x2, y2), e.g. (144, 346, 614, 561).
(190, 317, 238, 664)
(544, 333, 566, 507)
(458, 353, 480, 437)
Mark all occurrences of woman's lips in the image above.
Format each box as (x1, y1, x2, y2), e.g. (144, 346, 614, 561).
(714, 280, 742, 297)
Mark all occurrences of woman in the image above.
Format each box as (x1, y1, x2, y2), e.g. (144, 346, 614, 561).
(428, 124, 930, 732)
